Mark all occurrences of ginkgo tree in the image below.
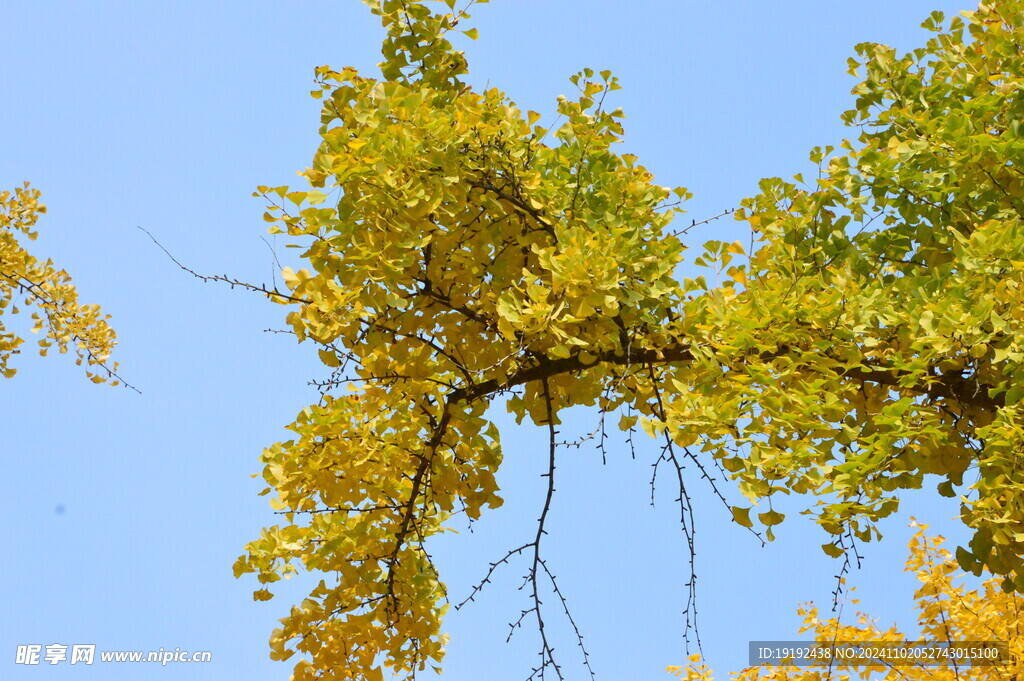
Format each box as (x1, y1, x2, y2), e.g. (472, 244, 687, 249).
(0, 182, 121, 384)
(231, 0, 1024, 679)
(670, 522, 1023, 681)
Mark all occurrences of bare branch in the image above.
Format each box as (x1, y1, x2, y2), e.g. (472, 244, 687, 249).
(138, 226, 311, 305)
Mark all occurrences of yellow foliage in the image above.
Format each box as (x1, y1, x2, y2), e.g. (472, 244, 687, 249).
(670, 523, 1024, 680)
(0, 182, 119, 383)
(238, 0, 1024, 678)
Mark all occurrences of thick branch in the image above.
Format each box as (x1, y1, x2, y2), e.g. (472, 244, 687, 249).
(449, 341, 1003, 416)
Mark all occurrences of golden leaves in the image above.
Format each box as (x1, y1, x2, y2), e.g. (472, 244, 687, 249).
(243, 2, 692, 669)
(673, 525, 1024, 680)
(240, 1, 1024, 679)
(0, 183, 120, 384)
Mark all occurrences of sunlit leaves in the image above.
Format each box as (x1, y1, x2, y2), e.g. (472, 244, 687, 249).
(0, 183, 119, 383)
(240, 0, 689, 675)
(671, 523, 1024, 680)
(685, 0, 1024, 589)
(238, 0, 1024, 679)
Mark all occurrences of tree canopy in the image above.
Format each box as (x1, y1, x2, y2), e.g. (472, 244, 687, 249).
(0, 182, 120, 383)
(233, 0, 1024, 678)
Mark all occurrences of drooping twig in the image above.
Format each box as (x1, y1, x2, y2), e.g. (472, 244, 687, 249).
(539, 559, 595, 681)
(647, 363, 702, 657)
(527, 377, 562, 681)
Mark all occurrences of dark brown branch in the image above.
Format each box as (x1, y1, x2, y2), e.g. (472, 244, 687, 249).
(456, 543, 534, 610)
(139, 227, 311, 305)
(669, 208, 736, 238)
(470, 179, 555, 232)
(538, 559, 595, 681)
(450, 339, 1003, 419)
(274, 504, 402, 515)
(648, 363, 702, 656)
(384, 399, 453, 612)
(528, 377, 562, 681)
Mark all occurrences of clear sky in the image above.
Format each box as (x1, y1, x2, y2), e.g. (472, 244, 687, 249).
(2, 1, 980, 680)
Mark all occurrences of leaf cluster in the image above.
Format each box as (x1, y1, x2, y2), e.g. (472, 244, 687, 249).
(670, 522, 1024, 680)
(0, 182, 121, 383)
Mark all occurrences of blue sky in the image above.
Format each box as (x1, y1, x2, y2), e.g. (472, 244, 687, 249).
(2, 1, 979, 680)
